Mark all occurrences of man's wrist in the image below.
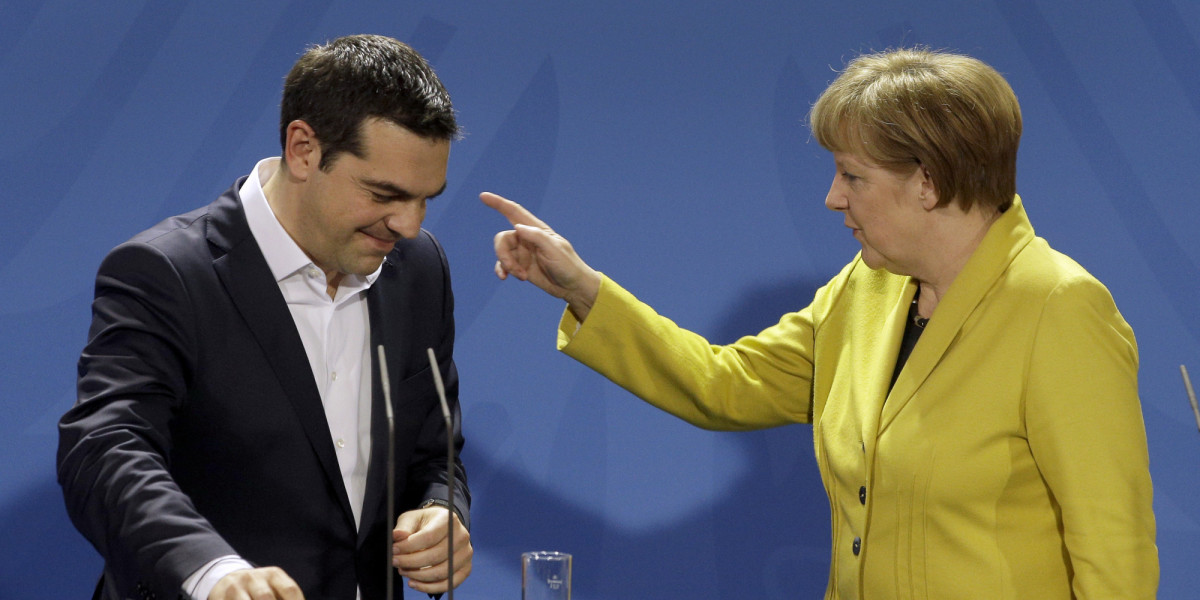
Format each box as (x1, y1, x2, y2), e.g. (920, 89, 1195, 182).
(419, 499, 468, 529)
(184, 555, 254, 600)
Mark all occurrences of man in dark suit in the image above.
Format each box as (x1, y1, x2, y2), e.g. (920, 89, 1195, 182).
(57, 34, 471, 600)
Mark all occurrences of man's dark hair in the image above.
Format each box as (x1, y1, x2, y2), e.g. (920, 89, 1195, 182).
(280, 34, 459, 170)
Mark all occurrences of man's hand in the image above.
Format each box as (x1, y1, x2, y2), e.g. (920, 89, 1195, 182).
(393, 506, 473, 594)
(208, 567, 304, 600)
(481, 192, 602, 322)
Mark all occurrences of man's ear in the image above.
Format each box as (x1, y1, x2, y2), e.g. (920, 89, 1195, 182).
(282, 119, 321, 180)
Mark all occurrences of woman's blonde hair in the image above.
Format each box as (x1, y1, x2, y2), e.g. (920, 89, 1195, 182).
(809, 48, 1022, 212)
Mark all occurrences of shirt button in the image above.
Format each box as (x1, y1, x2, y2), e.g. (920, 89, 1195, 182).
(331, 371, 338, 381)
(336, 438, 346, 449)
(852, 537, 862, 556)
(859, 486, 867, 505)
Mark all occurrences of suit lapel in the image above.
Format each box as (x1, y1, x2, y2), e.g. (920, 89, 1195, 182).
(206, 188, 356, 527)
(359, 253, 414, 547)
(859, 280, 917, 441)
(879, 196, 1035, 433)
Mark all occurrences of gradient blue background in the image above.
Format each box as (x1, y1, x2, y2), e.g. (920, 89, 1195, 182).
(4, 1, 1199, 598)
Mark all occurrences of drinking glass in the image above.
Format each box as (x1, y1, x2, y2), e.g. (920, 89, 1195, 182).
(521, 551, 571, 600)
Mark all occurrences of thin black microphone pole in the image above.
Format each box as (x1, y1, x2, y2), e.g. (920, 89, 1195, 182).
(1183, 364, 1200, 433)
(376, 346, 396, 600)
(426, 347, 455, 600)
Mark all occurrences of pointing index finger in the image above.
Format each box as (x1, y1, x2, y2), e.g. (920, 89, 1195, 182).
(480, 192, 550, 229)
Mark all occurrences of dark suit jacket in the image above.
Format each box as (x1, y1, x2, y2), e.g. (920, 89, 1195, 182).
(57, 178, 469, 600)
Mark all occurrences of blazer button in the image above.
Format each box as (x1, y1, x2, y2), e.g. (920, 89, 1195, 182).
(859, 486, 867, 505)
(852, 537, 862, 556)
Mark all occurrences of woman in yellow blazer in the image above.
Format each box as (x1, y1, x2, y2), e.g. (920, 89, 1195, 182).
(481, 48, 1157, 599)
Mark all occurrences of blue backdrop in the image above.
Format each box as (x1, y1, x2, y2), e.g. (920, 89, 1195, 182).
(4, 1, 1199, 598)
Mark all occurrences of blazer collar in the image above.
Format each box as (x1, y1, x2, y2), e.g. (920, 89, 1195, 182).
(879, 195, 1036, 431)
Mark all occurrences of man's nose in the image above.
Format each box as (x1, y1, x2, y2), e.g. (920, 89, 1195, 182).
(386, 200, 426, 239)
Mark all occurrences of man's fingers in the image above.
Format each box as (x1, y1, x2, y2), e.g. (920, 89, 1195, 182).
(393, 526, 436, 553)
(400, 540, 474, 594)
(391, 511, 470, 595)
(392, 506, 455, 553)
(403, 561, 473, 592)
(269, 568, 305, 600)
(393, 529, 467, 571)
(480, 192, 550, 229)
(392, 509, 428, 539)
(245, 578, 276, 599)
(209, 567, 304, 600)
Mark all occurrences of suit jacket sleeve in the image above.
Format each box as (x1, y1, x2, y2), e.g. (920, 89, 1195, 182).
(395, 231, 470, 527)
(58, 240, 236, 598)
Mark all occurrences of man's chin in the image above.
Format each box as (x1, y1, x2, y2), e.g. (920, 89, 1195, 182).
(361, 257, 388, 274)
(341, 255, 388, 278)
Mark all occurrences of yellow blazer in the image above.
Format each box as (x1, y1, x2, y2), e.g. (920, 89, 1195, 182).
(557, 197, 1157, 599)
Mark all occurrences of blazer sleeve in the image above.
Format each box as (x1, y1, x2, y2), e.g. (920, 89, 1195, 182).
(57, 241, 237, 598)
(402, 357, 470, 528)
(1025, 275, 1158, 598)
(557, 275, 816, 430)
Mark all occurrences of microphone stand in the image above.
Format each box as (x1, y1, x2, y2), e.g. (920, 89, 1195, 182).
(376, 346, 396, 600)
(426, 348, 455, 600)
(378, 345, 458, 600)
(1182, 364, 1200, 433)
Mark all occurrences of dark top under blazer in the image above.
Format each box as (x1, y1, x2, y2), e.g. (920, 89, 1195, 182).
(57, 178, 469, 600)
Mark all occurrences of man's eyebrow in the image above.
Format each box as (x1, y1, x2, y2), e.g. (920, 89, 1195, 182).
(360, 178, 447, 199)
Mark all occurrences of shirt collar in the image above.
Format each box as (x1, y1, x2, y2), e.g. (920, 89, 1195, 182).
(239, 158, 383, 288)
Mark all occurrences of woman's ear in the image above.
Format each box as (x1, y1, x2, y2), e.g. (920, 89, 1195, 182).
(918, 165, 940, 210)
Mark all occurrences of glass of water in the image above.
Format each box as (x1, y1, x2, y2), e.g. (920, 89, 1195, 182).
(522, 551, 571, 600)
